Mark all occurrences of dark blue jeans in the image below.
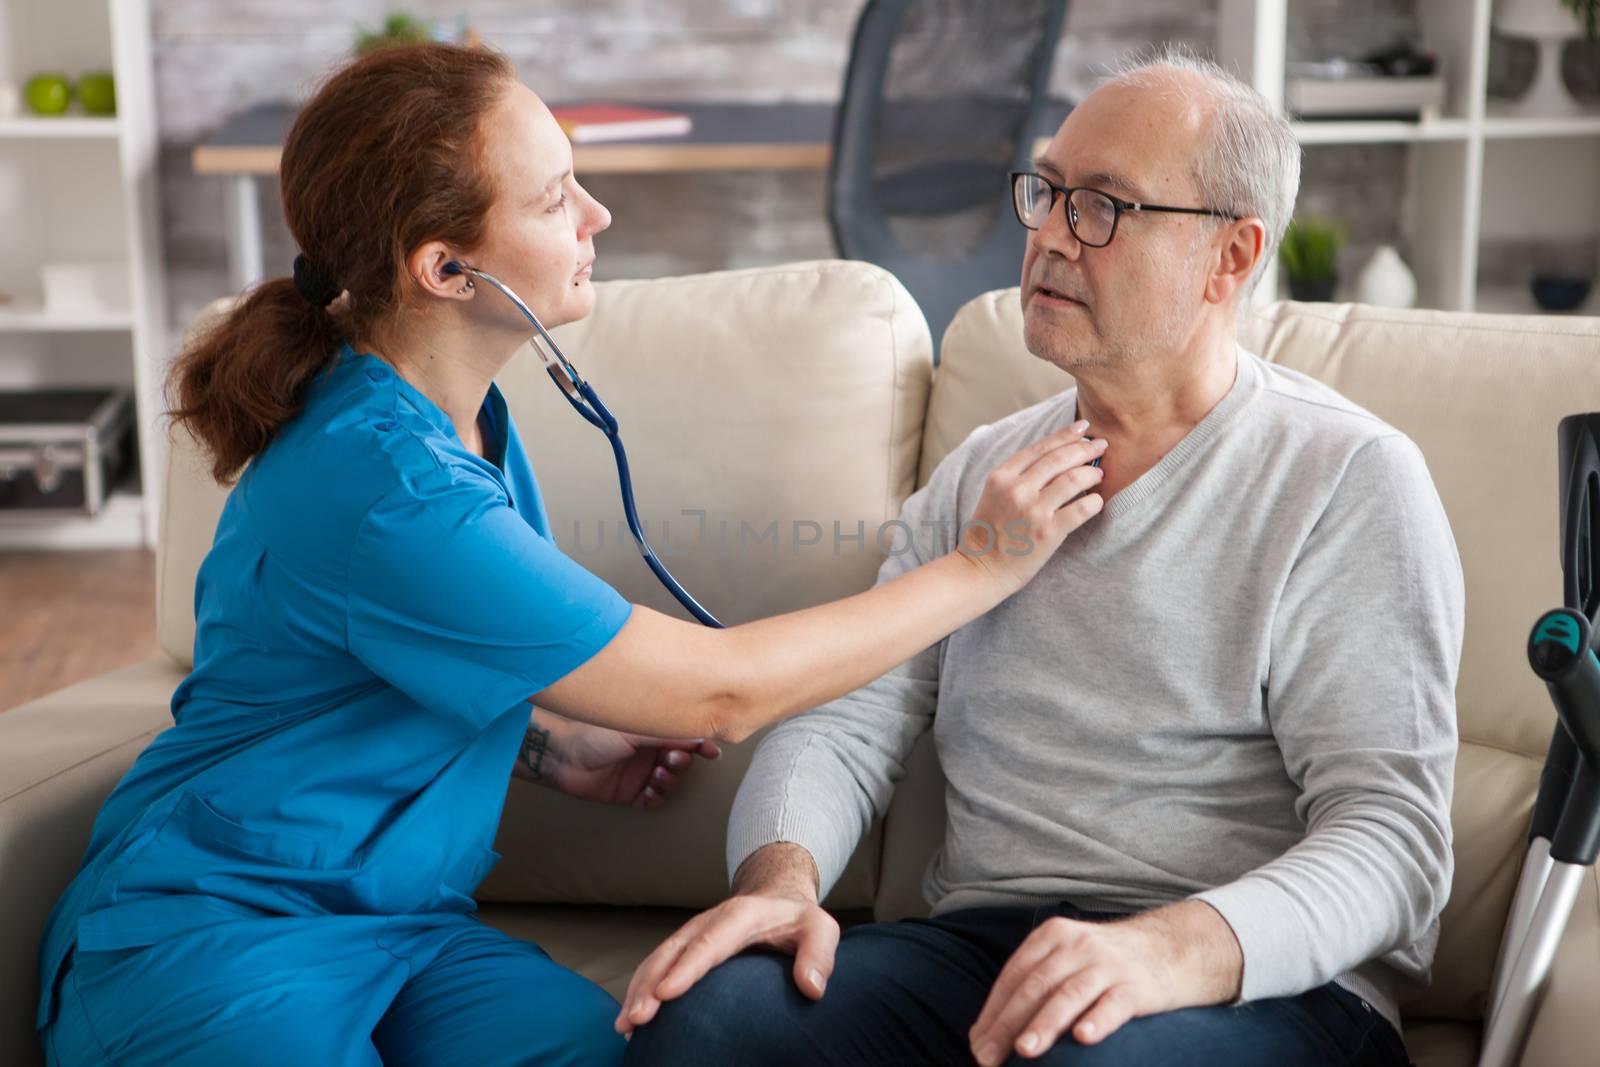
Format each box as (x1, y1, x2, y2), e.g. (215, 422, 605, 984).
(624, 902, 1412, 1067)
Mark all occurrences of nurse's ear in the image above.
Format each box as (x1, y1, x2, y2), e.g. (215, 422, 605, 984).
(407, 242, 475, 301)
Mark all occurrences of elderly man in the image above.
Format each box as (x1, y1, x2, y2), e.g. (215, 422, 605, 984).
(617, 52, 1462, 1067)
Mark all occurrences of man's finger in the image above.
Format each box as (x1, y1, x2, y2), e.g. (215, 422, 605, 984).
(1007, 969, 1110, 1060)
(971, 926, 1062, 1037)
(654, 906, 763, 1001)
(1067, 983, 1138, 1047)
(975, 953, 1092, 1064)
(791, 909, 841, 1000)
(618, 918, 706, 1033)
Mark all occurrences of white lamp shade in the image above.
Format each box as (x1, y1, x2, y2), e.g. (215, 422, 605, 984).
(1494, 0, 1583, 38)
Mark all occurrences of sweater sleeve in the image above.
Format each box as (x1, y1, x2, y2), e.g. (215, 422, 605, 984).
(1193, 433, 1465, 1002)
(724, 427, 993, 898)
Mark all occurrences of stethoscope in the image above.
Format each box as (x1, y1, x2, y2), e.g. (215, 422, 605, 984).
(441, 260, 725, 628)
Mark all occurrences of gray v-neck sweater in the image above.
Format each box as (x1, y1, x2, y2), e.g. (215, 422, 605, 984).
(727, 349, 1465, 1032)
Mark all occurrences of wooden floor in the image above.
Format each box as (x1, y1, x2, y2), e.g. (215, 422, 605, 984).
(0, 549, 162, 713)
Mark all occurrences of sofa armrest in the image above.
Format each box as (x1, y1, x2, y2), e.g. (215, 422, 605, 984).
(0, 657, 182, 1065)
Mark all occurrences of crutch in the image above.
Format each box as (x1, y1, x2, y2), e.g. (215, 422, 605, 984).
(1482, 718, 1578, 1040)
(1479, 412, 1600, 1067)
(1478, 609, 1600, 1067)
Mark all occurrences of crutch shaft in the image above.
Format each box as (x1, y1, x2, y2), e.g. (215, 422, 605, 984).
(1477, 862, 1586, 1067)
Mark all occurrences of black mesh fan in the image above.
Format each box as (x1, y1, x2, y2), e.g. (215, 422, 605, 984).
(829, 0, 1069, 353)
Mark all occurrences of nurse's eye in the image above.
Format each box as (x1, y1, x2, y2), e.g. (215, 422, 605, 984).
(546, 194, 568, 214)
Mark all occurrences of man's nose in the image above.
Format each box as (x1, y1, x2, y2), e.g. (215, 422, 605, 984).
(1031, 196, 1082, 261)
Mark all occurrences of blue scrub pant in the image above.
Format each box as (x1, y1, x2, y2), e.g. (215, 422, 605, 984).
(625, 902, 1412, 1067)
(42, 912, 624, 1066)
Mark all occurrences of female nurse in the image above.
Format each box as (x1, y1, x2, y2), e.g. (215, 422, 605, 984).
(36, 42, 1106, 1067)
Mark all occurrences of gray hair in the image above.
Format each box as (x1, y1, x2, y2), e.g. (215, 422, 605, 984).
(1098, 48, 1301, 299)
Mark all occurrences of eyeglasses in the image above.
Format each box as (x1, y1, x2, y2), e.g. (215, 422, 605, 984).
(1009, 171, 1241, 248)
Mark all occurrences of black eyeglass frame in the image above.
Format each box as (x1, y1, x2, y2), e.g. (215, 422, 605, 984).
(1009, 171, 1242, 248)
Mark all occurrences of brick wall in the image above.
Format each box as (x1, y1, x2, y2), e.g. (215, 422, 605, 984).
(153, 0, 1212, 330)
(154, 0, 1597, 332)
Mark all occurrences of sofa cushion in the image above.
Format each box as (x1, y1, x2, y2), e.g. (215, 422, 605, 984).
(1403, 1021, 1479, 1066)
(0, 657, 187, 1065)
(896, 292, 1600, 1035)
(158, 260, 934, 912)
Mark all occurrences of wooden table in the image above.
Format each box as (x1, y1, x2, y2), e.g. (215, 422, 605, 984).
(193, 101, 839, 290)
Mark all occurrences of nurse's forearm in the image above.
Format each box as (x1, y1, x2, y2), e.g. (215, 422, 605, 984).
(536, 423, 1104, 742)
(712, 549, 1011, 736)
(535, 548, 1017, 743)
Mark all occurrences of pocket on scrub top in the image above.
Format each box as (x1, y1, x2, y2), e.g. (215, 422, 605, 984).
(161, 789, 358, 871)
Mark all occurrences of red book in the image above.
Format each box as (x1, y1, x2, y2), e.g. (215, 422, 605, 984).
(550, 104, 692, 143)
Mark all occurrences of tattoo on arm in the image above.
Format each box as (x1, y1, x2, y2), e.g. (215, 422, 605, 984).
(519, 718, 552, 781)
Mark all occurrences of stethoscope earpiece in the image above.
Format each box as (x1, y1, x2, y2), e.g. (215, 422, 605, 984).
(439, 260, 473, 292)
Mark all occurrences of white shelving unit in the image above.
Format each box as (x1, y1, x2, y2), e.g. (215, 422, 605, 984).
(1221, 0, 1600, 313)
(0, 0, 167, 550)
(0, 115, 120, 139)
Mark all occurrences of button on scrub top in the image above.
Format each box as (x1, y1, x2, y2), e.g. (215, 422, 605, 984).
(37, 342, 632, 1030)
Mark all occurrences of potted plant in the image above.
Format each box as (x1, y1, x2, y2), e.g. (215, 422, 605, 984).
(355, 13, 432, 55)
(1279, 217, 1346, 302)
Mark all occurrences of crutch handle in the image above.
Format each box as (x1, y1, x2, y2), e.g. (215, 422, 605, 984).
(1529, 610, 1600, 752)
(1528, 609, 1600, 865)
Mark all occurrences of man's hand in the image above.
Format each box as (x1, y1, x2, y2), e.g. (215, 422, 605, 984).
(615, 843, 835, 1036)
(968, 900, 1243, 1066)
(514, 708, 720, 809)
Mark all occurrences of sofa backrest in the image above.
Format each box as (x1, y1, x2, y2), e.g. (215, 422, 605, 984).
(879, 291, 1600, 1026)
(157, 260, 933, 911)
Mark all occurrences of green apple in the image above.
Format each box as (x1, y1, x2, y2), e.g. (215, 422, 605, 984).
(24, 73, 71, 116)
(77, 71, 115, 116)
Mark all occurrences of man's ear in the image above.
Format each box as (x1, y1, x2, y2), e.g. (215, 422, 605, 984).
(1205, 218, 1266, 307)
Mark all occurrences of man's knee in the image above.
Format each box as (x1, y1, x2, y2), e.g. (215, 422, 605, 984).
(998, 1004, 1291, 1067)
(624, 951, 808, 1065)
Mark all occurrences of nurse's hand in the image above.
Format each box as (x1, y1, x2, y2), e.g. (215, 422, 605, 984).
(960, 420, 1106, 592)
(514, 708, 720, 810)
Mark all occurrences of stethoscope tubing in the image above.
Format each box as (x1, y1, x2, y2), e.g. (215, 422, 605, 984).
(461, 265, 725, 628)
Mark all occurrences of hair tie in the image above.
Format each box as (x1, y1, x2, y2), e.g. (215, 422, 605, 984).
(292, 253, 340, 307)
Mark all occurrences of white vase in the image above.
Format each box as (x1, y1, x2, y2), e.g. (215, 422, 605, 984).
(1356, 245, 1417, 308)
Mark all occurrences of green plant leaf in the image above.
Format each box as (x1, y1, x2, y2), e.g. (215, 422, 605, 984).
(1279, 217, 1346, 282)
(1563, 0, 1600, 41)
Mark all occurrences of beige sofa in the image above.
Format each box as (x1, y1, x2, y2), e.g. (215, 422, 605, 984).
(3, 260, 1599, 1066)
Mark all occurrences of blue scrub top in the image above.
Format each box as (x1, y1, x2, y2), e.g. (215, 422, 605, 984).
(37, 342, 631, 1030)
